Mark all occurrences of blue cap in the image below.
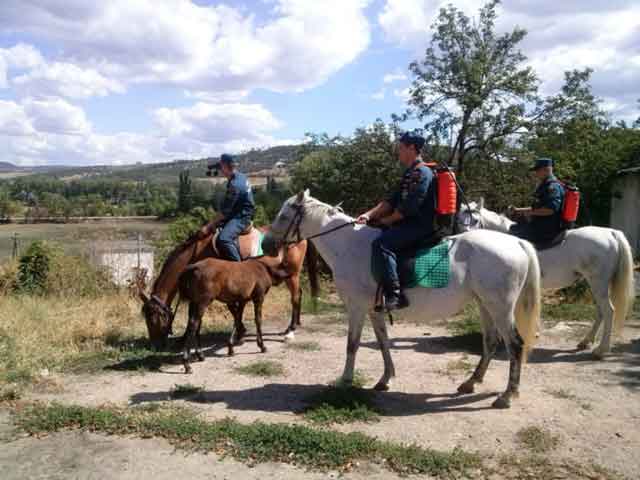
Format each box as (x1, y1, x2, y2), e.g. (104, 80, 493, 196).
(219, 153, 235, 166)
(399, 131, 425, 151)
(530, 158, 554, 171)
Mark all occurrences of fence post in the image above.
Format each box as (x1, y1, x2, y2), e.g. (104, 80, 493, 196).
(11, 233, 19, 259)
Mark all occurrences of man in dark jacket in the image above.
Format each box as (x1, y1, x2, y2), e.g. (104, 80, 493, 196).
(509, 157, 565, 245)
(198, 154, 255, 261)
(356, 132, 436, 310)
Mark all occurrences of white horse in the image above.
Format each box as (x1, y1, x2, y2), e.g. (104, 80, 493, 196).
(264, 191, 541, 408)
(457, 201, 635, 358)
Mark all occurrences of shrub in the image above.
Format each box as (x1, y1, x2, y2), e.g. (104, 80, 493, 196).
(16, 241, 56, 294)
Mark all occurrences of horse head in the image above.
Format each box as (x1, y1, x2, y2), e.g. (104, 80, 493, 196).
(456, 200, 483, 232)
(263, 189, 311, 256)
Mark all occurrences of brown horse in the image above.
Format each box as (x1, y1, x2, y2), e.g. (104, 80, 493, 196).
(137, 227, 317, 350)
(178, 255, 290, 373)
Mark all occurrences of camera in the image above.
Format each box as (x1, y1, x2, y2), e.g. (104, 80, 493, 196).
(206, 161, 220, 177)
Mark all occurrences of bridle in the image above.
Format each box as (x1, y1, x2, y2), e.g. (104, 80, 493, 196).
(275, 201, 357, 246)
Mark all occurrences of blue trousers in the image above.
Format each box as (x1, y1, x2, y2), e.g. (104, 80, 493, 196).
(372, 222, 432, 289)
(217, 218, 251, 262)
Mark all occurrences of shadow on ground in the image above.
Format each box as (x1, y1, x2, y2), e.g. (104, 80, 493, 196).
(129, 381, 500, 416)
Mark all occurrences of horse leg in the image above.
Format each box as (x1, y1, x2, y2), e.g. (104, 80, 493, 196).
(458, 304, 498, 394)
(228, 303, 246, 345)
(587, 279, 614, 359)
(253, 296, 267, 353)
(340, 304, 366, 387)
(493, 324, 524, 409)
(194, 304, 205, 362)
(370, 311, 395, 391)
(283, 275, 302, 341)
(182, 302, 198, 374)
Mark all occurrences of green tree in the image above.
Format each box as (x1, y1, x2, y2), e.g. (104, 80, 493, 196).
(401, 0, 539, 174)
(291, 120, 398, 215)
(177, 170, 193, 214)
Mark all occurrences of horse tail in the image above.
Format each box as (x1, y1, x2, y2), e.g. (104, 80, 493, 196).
(515, 239, 542, 362)
(305, 240, 321, 298)
(610, 230, 635, 336)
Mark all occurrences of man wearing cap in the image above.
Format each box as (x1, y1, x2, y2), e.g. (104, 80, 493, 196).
(198, 154, 255, 261)
(356, 132, 436, 310)
(508, 157, 565, 245)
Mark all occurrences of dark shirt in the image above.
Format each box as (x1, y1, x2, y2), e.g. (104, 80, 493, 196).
(221, 172, 255, 221)
(386, 160, 435, 228)
(530, 174, 564, 238)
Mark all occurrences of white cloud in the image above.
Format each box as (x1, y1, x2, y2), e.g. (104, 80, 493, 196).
(383, 71, 407, 84)
(371, 88, 386, 100)
(393, 87, 411, 101)
(377, 0, 640, 120)
(12, 62, 125, 99)
(0, 96, 292, 166)
(0, 43, 44, 88)
(0, 0, 371, 94)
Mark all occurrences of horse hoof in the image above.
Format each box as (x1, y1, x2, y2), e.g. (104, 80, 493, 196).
(576, 341, 590, 351)
(373, 382, 389, 392)
(260, 346, 268, 353)
(284, 331, 295, 342)
(196, 354, 205, 362)
(184, 365, 192, 374)
(492, 396, 510, 409)
(592, 348, 607, 360)
(457, 382, 475, 395)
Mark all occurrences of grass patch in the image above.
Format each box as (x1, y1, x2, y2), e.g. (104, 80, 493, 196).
(286, 341, 321, 352)
(441, 356, 474, 377)
(448, 304, 481, 336)
(542, 302, 596, 324)
(13, 402, 480, 477)
(332, 369, 369, 389)
(303, 386, 381, 425)
(516, 426, 560, 454)
(302, 292, 345, 315)
(234, 360, 285, 378)
(497, 454, 624, 480)
(170, 383, 204, 399)
(544, 388, 578, 401)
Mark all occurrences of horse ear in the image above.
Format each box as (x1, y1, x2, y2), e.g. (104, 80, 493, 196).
(137, 286, 150, 304)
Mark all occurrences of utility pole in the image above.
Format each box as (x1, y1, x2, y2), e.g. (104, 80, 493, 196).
(11, 233, 19, 259)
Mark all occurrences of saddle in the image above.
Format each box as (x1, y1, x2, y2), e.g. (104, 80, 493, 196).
(211, 225, 263, 259)
(532, 230, 568, 251)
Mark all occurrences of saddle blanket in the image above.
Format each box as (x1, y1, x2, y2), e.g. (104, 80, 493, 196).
(372, 239, 451, 289)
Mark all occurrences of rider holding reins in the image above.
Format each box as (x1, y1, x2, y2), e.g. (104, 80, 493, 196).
(198, 154, 256, 261)
(356, 132, 436, 311)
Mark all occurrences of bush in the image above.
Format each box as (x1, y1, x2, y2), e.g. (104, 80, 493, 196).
(14, 240, 115, 298)
(16, 241, 56, 294)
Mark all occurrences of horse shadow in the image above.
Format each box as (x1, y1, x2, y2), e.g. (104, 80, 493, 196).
(104, 330, 288, 373)
(129, 382, 498, 416)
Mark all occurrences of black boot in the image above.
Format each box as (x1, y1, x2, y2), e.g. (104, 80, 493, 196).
(384, 288, 409, 311)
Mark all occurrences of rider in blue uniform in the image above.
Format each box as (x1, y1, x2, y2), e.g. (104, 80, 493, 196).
(356, 132, 436, 310)
(198, 154, 255, 261)
(509, 158, 565, 245)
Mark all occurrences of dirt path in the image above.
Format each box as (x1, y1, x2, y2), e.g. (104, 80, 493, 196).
(3, 311, 640, 479)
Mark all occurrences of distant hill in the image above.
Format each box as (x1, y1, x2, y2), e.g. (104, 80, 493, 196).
(0, 145, 302, 184)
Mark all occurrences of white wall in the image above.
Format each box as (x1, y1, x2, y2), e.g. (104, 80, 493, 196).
(97, 251, 154, 286)
(610, 174, 640, 256)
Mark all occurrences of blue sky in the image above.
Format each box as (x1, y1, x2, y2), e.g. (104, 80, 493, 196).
(0, 1, 638, 166)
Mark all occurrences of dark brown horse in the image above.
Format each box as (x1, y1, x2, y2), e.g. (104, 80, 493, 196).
(137, 227, 318, 350)
(177, 255, 290, 373)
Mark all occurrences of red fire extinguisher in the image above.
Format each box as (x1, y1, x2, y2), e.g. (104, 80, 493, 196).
(435, 168, 457, 215)
(562, 184, 580, 224)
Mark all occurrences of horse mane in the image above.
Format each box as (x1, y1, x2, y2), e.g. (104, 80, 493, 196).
(151, 234, 199, 293)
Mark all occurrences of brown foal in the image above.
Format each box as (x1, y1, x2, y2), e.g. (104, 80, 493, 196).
(177, 255, 290, 373)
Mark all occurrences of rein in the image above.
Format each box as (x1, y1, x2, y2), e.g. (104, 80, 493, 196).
(281, 203, 358, 246)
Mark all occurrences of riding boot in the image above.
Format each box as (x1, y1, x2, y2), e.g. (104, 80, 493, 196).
(384, 284, 409, 311)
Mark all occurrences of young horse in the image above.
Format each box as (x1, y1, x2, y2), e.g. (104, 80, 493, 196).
(264, 191, 541, 409)
(137, 228, 315, 350)
(457, 202, 635, 358)
(177, 255, 290, 373)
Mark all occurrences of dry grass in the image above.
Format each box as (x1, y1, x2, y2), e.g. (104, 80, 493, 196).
(0, 286, 294, 387)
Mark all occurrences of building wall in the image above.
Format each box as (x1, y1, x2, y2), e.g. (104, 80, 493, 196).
(97, 251, 155, 286)
(610, 174, 640, 256)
